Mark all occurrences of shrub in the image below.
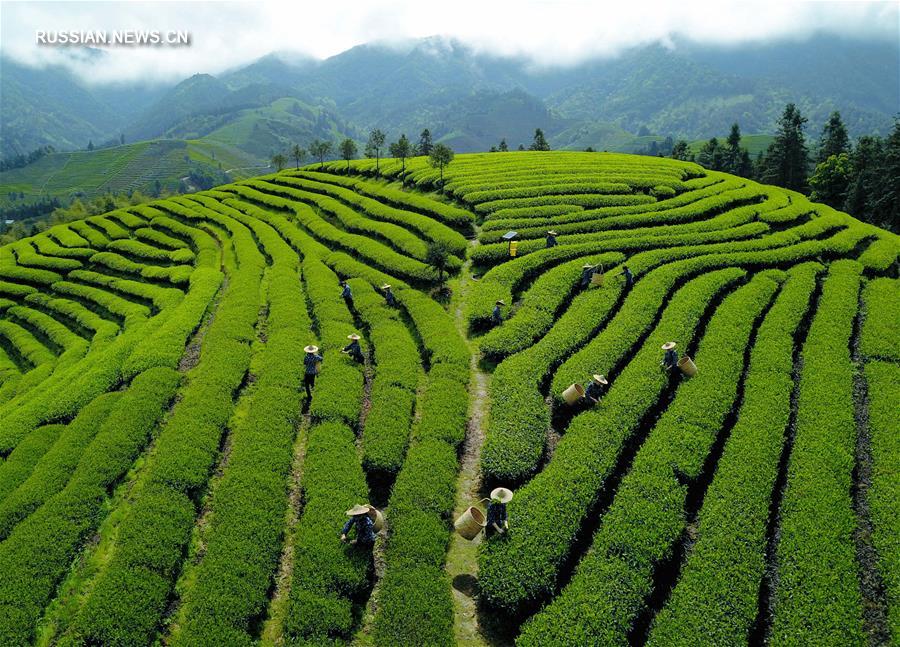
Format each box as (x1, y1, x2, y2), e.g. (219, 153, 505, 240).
(771, 260, 865, 644)
(478, 269, 748, 613)
(518, 272, 782, 644)
(0, 367, 180, 646)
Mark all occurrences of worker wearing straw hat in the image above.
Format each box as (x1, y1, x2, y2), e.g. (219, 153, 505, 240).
(486, 487, 513, 537)
(584, 374, 608, 404)
(580, 263, 594, 290)
(340, 280, 354, 307)
(341, 504, 376, 547)
(661, 341, 679, 371)
(382, 284, 396, 307)
(492, 300, 504, 326)
(342, 333, 364, 363)
(546, 230, 558, 248)
(303, 344, 323, 398)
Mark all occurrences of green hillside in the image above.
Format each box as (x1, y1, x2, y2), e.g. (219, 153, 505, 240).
(0, 139, 261, 208)
(0, 152, 896, 647)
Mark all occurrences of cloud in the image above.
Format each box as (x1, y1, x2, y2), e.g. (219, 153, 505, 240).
(1, 0, 897, 84)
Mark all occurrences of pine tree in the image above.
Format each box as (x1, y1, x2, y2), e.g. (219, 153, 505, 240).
(760, 103, 809, 192)
(670, 141, 690, 161)
(844, 135, 884, 225)
(418, 129, 433, 156)
(873, 119, 900, 232)
(818, 111, 850, 164)
(530, 128, 550, 151)
(725, 123, 742, 173)
(697, 137, 725, 171)
(498, 138, 508, 152)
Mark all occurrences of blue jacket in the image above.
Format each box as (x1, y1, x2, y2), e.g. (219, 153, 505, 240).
(343, 340, 363, 361)
(585, 381, 605, 402)
(546, 234, 558, 248)
(580, 267, 593, 287)
(341, 284, 352, 299)
(385, 290, 396, 306)
(487, 502, 507, 529)
(492, 305, 502, 325)
(622, 268, 634, 286)
(342, 514, 375, 545)
(304, 353, 323, 375)
(663, 349, 679, 369)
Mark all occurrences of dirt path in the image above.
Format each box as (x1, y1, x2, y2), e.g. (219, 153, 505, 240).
(259, 415, 311, 646)
(444, 243, 514, 647)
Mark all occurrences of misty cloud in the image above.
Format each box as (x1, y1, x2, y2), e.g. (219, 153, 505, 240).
(1, 0, 897, 84)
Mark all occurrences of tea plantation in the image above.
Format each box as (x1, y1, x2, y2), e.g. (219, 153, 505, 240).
(0, 151, 896, 646)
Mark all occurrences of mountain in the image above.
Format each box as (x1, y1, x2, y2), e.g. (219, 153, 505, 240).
(0, 58, 168, 157)
(2, 34, 898, 162)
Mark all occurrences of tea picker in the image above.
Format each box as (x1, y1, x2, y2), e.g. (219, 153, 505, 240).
(584, 374, 608, 404)
(492, 300, 504, 326)
(303, 344, 323, 397)
(546, 230, 558, 248)
(621, 265, 634, 288)
(341, 504, 380, 547)
(660, 341, 679, 371)
(382, 284, 396, 307)
(342, 333, 364, 363)
(340, 281, 353, 307)
(580, 263, 594, 290)
(485, 487, 513, 537)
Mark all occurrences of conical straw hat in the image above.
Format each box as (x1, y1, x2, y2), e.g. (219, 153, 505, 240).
(496, 300, 505, 306)
(347, 333, 361, 340)
(661, 342, 677, 351)
(547, 230, 558, 236)
(490, 487, 513, 503)
(381, 284, 392, 290)
(583, 263, 594, 269)
(304, 345, 319, 354)
(346, 504, 369, 516)
(592, 374, 608, 385)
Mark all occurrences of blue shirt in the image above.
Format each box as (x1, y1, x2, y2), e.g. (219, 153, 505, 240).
(581, 268, 593, 286)
(342, 514, 375, 545)
(663, 349, 679, 369)
(487, 502, 507, 529)
(385, 290, 396, 306)
(343, 340, 363, 361)
(341, 284, 352, 299)
(304, 353, 323, 375)
(585, 381, 605, 401)
(492, 305, 502, 325)
(546, 235, 557, 247)
(623, 268, 634, 286)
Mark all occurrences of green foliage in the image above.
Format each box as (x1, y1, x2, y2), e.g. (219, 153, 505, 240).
(0, 367, 180, 646)
(771, 260, 865, 644)
(479, 269, 747, 613)
(865, 361, 900, 643)
(648, 264, 821, 645)
(520, 272, 782, 645)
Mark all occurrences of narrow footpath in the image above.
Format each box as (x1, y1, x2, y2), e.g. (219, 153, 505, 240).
(445, 239, 514, 646)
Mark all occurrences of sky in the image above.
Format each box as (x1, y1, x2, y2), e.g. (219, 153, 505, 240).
(0, 0, 898, 84)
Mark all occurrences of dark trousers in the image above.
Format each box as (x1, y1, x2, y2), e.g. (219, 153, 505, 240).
(304, 373, 316, 397)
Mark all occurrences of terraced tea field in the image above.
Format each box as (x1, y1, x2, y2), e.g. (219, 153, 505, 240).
(0, 151, 896, 646)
